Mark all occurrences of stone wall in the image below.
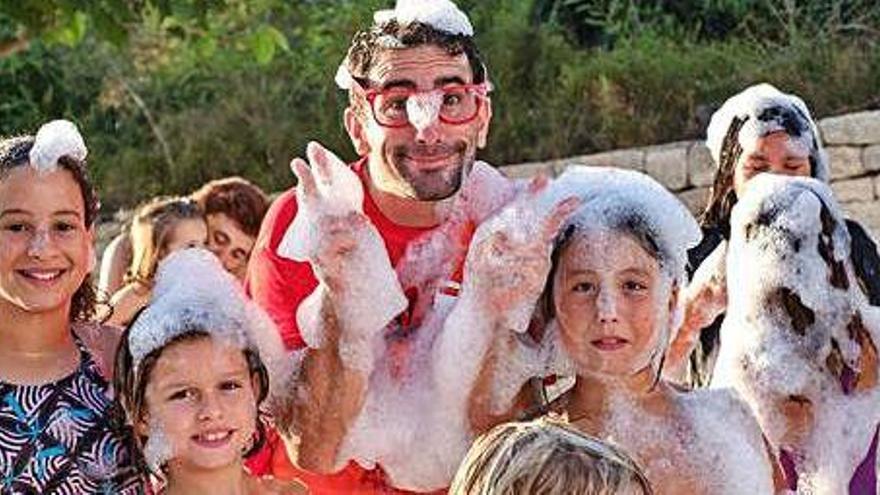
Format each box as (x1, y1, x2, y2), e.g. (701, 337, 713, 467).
(503, 110, 880, 240)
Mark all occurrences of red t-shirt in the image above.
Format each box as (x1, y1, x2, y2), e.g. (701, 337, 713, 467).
(245, 159, 459, 494)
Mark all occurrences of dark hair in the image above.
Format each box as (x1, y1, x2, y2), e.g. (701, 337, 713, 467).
(191, 177, 269, 239)
(0, 134, 100, 322)
(113, 322, 270, 475)
(701, 106, 823, 237)
(344, 19, 486, 106)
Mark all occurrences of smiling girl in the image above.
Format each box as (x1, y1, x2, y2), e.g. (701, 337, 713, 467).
(0, 121, 145, 493)
(113, 248, 303, 494)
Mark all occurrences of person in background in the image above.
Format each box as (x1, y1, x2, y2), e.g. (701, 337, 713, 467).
(666, 83, 880, 386)
(0, 120, 145, 493)
(449, 416, 653, 495)
(191, 177, 270, 282)
(105, 197, 206, 328)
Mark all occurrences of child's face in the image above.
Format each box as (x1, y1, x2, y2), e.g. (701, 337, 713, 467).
(553, 229, 672, 377)
(162, 218, 208, 258)
(142, 337, 258, 472)
(0, 167, 93, 314)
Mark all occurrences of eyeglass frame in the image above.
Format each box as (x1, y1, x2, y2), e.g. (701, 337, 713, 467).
(351, 79, 491, 129)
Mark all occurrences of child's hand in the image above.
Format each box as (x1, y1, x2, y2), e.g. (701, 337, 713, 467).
(464, 175, 580, 332)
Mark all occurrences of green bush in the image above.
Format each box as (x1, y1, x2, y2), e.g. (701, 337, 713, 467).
(0, 0, 878, 212)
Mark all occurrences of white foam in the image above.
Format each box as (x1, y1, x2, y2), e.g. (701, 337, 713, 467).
(595, 388, 775, 493)
(706, 83, 828, 182)
(28, 119, 88, 172)
(127, 248, 295, 400)
(375, 0, 474, 37)
(143, 418, 174, 473)
(713, 174, 880, 492)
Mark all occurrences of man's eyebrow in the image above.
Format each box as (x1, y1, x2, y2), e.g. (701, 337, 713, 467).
(380, 79, 417, 91)
(435, 76, 467, 87)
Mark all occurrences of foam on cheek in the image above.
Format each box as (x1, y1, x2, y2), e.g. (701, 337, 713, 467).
(143, 417, 175, 473)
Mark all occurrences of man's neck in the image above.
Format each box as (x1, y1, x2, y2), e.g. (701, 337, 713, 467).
(165, 461, 247, 495)
(365, 170, 452, 229)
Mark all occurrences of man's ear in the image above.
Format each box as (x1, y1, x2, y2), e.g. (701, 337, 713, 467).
(344, 107, 370, 156)
(476, 96, 492, 149)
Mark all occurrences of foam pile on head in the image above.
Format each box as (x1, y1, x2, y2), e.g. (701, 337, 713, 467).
(706, 83, 828, 182)
(335, 0, 477, 90)
(127, 248, 291, 396)
(27, 119, 88, 172)
(545, 166, 702, 287)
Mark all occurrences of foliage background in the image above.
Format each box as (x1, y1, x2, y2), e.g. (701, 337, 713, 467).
(1, 0, 878, 214)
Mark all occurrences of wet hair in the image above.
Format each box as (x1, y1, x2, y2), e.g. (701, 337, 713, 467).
(701, 106, 824, 237)
(112, 320, 270, 475)
(126, 196, 204, 286)
(449, 416, 653, 495)
(190, 177, 269, 239)
(344, 19, 486, 109)
(0, 135, 100, 322)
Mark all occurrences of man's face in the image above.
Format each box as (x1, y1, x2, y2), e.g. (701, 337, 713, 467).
(349, 44, 491, 202)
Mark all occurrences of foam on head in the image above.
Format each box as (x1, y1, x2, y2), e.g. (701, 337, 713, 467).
(336, 0, 475, 90)
(545, 166, 701, 286)
(127, 248, 293, 398)
(28, 119, 88, 173)
(705, 83, 828, 182)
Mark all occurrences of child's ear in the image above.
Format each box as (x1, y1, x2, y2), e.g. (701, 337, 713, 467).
(135, 413, 150, 437)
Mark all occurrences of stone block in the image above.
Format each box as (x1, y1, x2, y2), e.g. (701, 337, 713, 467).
(687, 142, 715, 188)
(501, 160, 557, 179)
(644, 143, 689, 191)
(677, 187, 710, 215)
(864, 145, 880, 172)
(844, 201, 880, 243)
(831, 177, 875, 204)
(827, 146, 863, 180)
(564, 149, 645, 172)
(820, 110, 880, 145)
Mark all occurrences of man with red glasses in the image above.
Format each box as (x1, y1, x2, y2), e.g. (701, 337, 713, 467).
(245, 1, 576, 493)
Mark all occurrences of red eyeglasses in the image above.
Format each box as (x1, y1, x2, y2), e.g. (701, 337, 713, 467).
(354, 81, 490, 128)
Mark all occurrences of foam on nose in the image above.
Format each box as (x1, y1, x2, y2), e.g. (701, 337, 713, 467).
(28, 228, 50, 254)
(407, 92, 442, 132)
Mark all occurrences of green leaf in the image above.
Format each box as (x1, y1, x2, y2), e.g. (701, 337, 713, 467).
(46, 10, 88, 47)
(249, 25, 277, 65)
(196, 35, 217, 58)
(267, 25, 290, 52)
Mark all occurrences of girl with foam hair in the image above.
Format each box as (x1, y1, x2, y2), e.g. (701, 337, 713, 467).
(112, 248, 302, 494)
(450, 415, 653, 495)
(0, 120, 145, 493)
(713, 173, 880, 494)
(531, 167, 777, 494)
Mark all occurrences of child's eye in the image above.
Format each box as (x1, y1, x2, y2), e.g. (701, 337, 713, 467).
(572, 282, 595, 294)
(623, 280, 648, 292)
(2, 223, 29, 233)
(219, 380, 243, 392)
(169, 389, 198, 401)
(54, 221, 77, 233)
